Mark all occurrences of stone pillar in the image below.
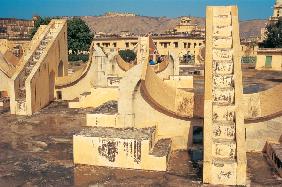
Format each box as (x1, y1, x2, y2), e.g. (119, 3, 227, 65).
(203, 6, 246, 186)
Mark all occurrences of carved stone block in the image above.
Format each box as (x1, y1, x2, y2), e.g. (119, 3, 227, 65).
(213, 75, 234, 88)
(212, 88, 235, 105)
(213, 105, 235, 121)
(213, 37, 233, 49)
(213, 26, 232, 37)
(213, 61, 233, 75)
(213, 15, 232, 27)
(212, 142, 236, 159)
(211, 161, 237, 185)
(213, 123, 236, 140)
(213, 49, 233, 61)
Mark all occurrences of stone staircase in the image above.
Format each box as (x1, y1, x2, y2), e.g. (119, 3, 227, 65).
(203, 6, 246, 186)
(73, 127, 172, 171)
(13, 22, 62, 115)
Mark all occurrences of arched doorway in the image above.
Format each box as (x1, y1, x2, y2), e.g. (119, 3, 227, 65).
(58, 60, 64, 77)
(49, 71, 55, 101)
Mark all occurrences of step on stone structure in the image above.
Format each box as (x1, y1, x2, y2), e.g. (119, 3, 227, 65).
(73, 127, 172, 171)
(203, 6, 247, 185)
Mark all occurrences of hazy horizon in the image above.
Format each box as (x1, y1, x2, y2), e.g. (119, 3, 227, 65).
(0, 0, 275, 20)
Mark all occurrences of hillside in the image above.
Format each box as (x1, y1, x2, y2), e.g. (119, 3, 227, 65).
(82, 15, 267, 39)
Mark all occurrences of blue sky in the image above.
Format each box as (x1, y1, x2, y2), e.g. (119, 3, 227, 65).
(0, 0, 275, 20)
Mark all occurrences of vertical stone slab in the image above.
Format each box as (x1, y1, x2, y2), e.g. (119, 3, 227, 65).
(203, 6, 246, 186)
(118, 37, 149, 128)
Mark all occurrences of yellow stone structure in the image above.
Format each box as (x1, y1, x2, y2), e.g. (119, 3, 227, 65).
(203, 6, 246, 185)
(9, 19, 68, 115)
(0, 7, 281, 184)
(55, 37, 176, 109)
(73, 36, 197, 171)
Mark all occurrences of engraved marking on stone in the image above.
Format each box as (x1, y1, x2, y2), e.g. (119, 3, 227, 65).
(213, 61, 233, 75)
(213, 143, 236, 158)
(213, 49, 233, 61)
(212, 88, 235, 104)
(218, 171, 232, 180)
(213, 75, 233, 88)
(213, 106, 235, 121)
(213, 26, 232, 37)
(213, 37, 232, 49)
(213, 124, 235, 140)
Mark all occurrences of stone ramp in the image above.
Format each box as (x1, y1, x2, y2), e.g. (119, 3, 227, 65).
(10, 19, 68, 115)
(73, 127, 172, 171)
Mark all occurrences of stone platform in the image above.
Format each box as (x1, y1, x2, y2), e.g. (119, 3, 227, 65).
(73, 127, 172, 171)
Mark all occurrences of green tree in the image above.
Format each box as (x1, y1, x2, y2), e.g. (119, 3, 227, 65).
(67, 17, 94, 54)
(30, 17, 52, 37)
(261, 18, 282, 48)
(119, 50, 136, 63)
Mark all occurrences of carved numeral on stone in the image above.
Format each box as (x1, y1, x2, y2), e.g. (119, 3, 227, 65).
(213, 49, 233, 61)
(212, 88, 235, 105)
(212, 142, 236, 159)
(213, 75, 234, 88)
(211, 161, 237, 184)
(213, 61, 233, 75)
(213, 124, 235, 140)
(213, 106, 235, 121)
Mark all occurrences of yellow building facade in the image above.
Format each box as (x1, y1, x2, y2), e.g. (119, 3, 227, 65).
(93, 36, 205, 57)
(256, 48, 282, 71)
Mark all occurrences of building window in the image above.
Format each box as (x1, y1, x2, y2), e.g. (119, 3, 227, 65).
(174, 42, 178, 48)
(125, 42, 129, 48)
(188, 43, 191, 48)
(184, 43, 187, 48)
(199, 43, 202, 46)
(194, 43, 197, 48)
(102, 43, 110, 47)
(97, 43, 100, 47)
(113, 42, 117, 47)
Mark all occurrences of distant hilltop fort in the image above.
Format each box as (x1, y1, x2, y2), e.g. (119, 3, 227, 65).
(104, 12, 136, 17)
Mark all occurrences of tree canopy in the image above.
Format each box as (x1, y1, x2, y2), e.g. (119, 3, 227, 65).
(30, 17, 52, 37)
(261, 18, 282, 48)
(67, 17, 93, 54)
(30, 16, 93, 55)
(119, 50, 136, 63)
